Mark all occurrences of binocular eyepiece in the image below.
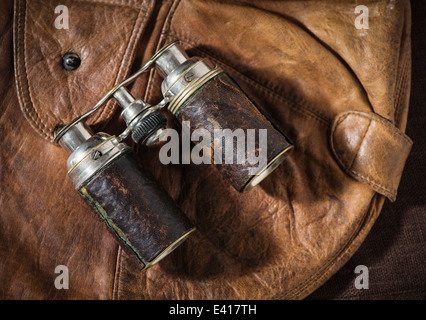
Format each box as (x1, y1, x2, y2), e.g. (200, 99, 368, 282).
(54, 41, 293, 269)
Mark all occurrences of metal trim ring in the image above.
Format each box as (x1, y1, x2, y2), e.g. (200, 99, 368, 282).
(68, 136, 130, 189)
(167, 67, 224, 116)
(240, 144, 294, 192)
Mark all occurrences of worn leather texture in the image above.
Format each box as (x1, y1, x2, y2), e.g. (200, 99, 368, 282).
(0, 0, 414, 299)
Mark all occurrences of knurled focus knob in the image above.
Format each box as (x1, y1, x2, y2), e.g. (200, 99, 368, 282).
(131, 111, 167, 145)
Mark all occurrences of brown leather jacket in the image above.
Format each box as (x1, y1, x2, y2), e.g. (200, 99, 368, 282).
(0, 0, 412, 299)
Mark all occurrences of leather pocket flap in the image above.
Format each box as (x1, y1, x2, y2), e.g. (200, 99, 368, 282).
(14, 0, 150, 142)
(330, 111, 413, 202)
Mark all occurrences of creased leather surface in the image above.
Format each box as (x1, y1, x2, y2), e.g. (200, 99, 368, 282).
(1, 0, 413, 299)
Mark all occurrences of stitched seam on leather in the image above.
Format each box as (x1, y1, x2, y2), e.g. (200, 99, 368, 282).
(24, 2, 61, 138)
(14, 0, 52, 140)
(144, 0, 180, 105)
(74, 0, 149, 9)
(350, 170, 395, 200)
(164, 34, 330, 127)
(394, 53, 410, 125)
(330, 111, 412, 199)
(393, 54, 405, 119)
(330, 114, 396, 198)
(343, 112, 412, 149)
(91, 3, 149, 124)
(160, 0, 178, 34)
(394, 6, 411, 125)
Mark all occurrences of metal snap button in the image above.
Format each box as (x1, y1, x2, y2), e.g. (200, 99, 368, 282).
(62, 52, 81, 71)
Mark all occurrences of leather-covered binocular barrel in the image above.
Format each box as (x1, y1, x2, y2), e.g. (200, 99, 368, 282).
(155, 43, 294, 192)
(173, 70, 293, 192)
(56, 123, 195, 270)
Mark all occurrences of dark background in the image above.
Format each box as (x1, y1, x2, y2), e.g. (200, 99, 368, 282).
(308, 0, 426, 300)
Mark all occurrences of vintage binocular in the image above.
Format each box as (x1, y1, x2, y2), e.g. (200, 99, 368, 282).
(54, 41, 293, 269)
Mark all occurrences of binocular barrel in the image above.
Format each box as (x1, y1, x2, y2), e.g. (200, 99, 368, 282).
(57, 123, 195, 270)
(154, 43, 294, 192)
